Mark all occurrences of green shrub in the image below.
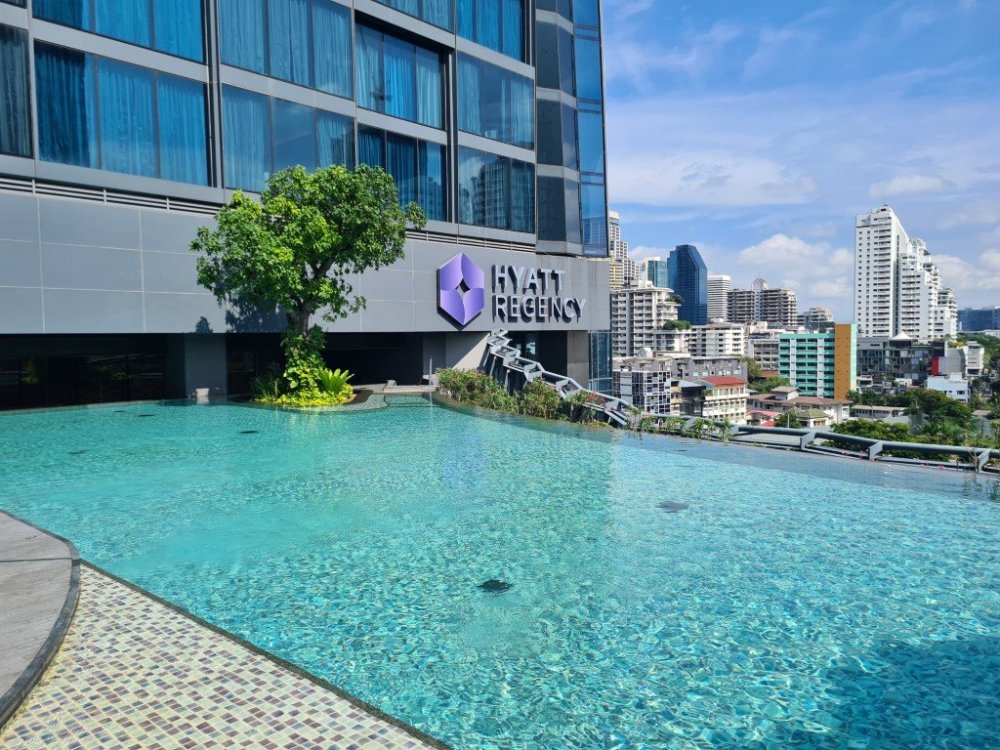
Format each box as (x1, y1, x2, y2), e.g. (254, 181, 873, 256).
(521, 380, 561, 419)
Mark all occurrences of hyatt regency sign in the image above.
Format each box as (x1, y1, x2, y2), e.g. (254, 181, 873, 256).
(437, 253, 587, 327)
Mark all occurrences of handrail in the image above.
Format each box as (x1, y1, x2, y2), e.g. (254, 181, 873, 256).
(481, 329, 634, 427)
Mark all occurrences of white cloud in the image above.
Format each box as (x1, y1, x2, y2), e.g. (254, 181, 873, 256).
(736, 234, 855, 313)
(869, 174, 953, 198)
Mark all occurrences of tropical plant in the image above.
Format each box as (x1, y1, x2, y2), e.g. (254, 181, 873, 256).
(191, 164, 425, 406)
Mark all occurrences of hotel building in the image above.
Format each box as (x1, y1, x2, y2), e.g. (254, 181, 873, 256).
(0, 0, 610, 408)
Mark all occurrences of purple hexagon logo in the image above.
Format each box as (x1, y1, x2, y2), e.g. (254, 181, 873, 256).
(438, 253, 485, 327)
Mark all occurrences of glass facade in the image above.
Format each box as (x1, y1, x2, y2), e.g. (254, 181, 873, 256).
(457, 55, 533, 149)
(222, 86, 353, 192)
(375, 0, 452, 31)
(458, 147, 534, 233)
(35, 42, 209, 184)
(4, 1, 609, 257)
(457, 0, 525, 62)
(668, 244, 709, 324)
(355, 25, 443, 128)
(0, 25, 31, 158)
(219, 0, 352, 99)
(358, 126, 445, 221)
(34, 0, 204, 62)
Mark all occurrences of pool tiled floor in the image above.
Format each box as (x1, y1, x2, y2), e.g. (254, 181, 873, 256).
(0, 566, 444, 750)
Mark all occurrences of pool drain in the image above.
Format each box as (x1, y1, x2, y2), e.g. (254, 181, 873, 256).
(478, 579, 512, 593)
(658, 501, 689, 513)
(240, 430, 259, 434)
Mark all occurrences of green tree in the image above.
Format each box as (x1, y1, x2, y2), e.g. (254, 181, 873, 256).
(777, 411, 802, 428)
(659, 320, 692, 331)
(192, 165, 425, 402)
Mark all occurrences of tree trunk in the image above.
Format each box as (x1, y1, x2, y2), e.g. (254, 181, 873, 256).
(287, 305, 311, 337)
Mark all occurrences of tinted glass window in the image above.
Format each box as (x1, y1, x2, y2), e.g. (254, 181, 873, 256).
(359, 126, 446, 220)
(273, 99, 316, 172)
(374, 0, 453, 31)
(577, 110, 604, 174)
(458, 0, 525, 62)
(459, 147, 533, 232)
(575, 36, 602, 101)
(36, 42, 210, 184)
(222, 86, 271, 191)
(457, 54, 533, 149)
(574, 0, 598, 27)
(220, 0, 351, 98)
(35, 0, 203, 62)
(0, 25, 31, 158)
(356, 26, 443, 128)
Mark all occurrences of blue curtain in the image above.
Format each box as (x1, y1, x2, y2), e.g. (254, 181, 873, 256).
(272, 99, 315, 172)
(501, 0, 523, 61)
(317, 112, 353, 168)
(35, 44, 97, 168)
(383, 36, 415, 122)
(0, 26, 31, 157)
(475, 0, 500, 52)
(510, 160, 534, 233)
(423, 0, 451, 30)
(415, 48, 441, 128)
(387, 134, 416, 208)
(458, 148, 485, 226)
(95, 0, 151, 47)
(510, 74, 533, 149)
(154, 0, 203, 61)
(219, 0, 266, 73)
(222, 86, 271, 191)
(456, 56, 481, 134)
(419, 142, 445, 221)
(485, 153, 508, 229)
(456, 0, 473, 40)
(34, 0, 90, 29)
(386, 0, 418, 15)
(157, 76, 208, 185)
(98, 60, 156, 177)
(268, 0, 311, 87)
(358, 127, 384, 168)
(355, 27, 382, 112)
(313, 1, 351, 98)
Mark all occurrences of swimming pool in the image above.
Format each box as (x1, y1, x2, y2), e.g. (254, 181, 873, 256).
(1, 398, 998, 749)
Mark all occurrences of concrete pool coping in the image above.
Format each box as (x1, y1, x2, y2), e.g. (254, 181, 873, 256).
(0, 511, 80, 731)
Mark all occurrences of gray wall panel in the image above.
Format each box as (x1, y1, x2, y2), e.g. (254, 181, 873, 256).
(39, 200, 141, 249)
(144, 294, 227, 333)
(140, 211, 212, 253)
(361, 300, 415, 331)
(0, 195, 40, 243)
(0, 288, 44, 333)
(143, 251, 205, 294)
(43, 290, 144, 333)
(0, 240, 42, 288)
(41, 244, 143, 291)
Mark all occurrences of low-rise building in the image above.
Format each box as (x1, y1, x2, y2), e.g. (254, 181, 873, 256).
(701, 377, 748, 424)
(925, 375, 970, 402)
(612, 354, 746, 417)
(849, 404, 908, 421)
(748, 387, 851, 424)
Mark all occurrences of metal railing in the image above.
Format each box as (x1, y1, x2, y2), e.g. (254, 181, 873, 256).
(481, 329, 634, 427)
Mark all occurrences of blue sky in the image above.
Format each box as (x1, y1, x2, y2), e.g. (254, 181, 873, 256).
(601, 0, 1000, 318)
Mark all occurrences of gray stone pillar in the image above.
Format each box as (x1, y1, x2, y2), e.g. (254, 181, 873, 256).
(166, 334, 227, 400)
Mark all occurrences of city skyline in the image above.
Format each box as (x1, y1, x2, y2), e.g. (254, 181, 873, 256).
(601, 0, 1000, 318)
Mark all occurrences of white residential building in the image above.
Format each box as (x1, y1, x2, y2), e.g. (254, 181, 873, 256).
(611, 281, 679, 357)
(608, 211, 638, 291)
(926, 375, 970, 403)
(798, 305, 834, 330)
(688, 323, 746, 358)
(707, 274, 732, 321)
(854, 206, 957, 342)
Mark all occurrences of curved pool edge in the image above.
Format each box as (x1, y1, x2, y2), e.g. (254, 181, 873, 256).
(0, 510, 80, 731)
(81, 560, 454, 750)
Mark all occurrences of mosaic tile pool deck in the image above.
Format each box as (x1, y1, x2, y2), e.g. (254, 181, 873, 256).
(0, 565, 445, 750)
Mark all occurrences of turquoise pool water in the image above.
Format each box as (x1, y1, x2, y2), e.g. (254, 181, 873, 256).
(1, 399, 998, 750)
